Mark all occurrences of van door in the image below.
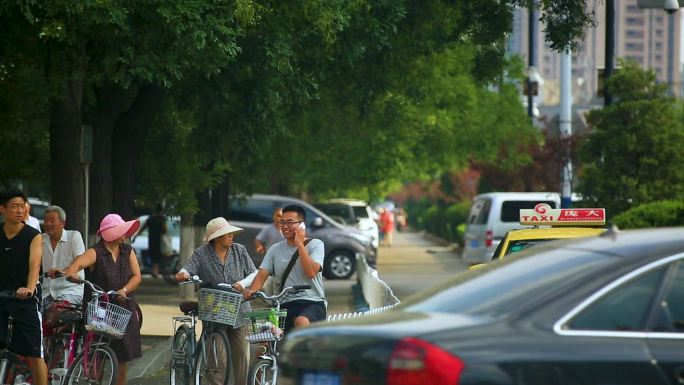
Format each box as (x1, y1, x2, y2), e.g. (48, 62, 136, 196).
(463, 198, 492, 263)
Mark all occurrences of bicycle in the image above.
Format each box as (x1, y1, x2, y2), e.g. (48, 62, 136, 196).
(44, 300, 83, 385)
(169, 276, 243, 385)
(0, 290, 37, 385)
(61, 277, 133, 385)
(244, 285, 311, 385)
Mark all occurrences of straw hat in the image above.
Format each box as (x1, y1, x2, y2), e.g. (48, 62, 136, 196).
(203, 217, 243, 242)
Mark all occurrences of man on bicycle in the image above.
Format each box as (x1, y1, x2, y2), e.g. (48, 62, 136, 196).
(0, 190, 48, 385)
(41, 205, 85, 311)
(243, 205, 327, 330)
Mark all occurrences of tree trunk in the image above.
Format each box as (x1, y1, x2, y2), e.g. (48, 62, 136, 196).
(111, 85, 165, 219)
(88, 85, 134, 236)
(210, 175, 230, 219)
(49, 78, 85, 236)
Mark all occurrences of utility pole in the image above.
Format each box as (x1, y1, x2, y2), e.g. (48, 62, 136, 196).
(604, 0, 615, 106)
(527, 0, 536, 118)
(560, 50, 573, 208)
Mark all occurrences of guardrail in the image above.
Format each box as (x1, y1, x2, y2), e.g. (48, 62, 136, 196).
(326, 254, 399, 321)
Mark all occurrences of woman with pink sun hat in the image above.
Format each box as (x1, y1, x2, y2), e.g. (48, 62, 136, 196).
(58, 213, 143, 385)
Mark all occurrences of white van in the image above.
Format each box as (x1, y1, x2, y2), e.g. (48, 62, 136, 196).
(462, 192, 561, 265)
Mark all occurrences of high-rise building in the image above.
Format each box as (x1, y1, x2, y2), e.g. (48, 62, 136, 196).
(510, 0, 681, 105)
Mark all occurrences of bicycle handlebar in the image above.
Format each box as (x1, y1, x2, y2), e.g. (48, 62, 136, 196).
(251, 285, 311, 303)
(179, 275, 202, 285)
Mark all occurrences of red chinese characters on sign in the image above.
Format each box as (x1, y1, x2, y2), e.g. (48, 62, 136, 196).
(520, 203, 606, 226)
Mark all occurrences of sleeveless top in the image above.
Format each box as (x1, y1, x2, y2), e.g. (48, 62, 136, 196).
(84, 240, 141, 362)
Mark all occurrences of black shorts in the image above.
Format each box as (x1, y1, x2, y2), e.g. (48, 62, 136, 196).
(0, 293, 43, 358)
(281, 300, 326, 333)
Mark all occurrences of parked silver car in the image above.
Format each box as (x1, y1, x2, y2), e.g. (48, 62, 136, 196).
(228, 194, 376, 279)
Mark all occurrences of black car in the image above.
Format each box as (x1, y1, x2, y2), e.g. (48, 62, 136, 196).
(280, 227, 684, 385)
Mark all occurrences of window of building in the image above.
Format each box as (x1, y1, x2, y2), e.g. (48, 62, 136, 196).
(626, 17, 644, 26)
(626, 30, 644, 38)
(625, 42, 644, 51)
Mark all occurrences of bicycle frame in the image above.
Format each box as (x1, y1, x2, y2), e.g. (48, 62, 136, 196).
(247, 285, 311, 385)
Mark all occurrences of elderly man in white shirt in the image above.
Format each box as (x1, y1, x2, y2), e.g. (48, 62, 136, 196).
(41, 205, 85, 308)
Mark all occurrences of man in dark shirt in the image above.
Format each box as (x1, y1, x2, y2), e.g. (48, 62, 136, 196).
(0, 190, 47, 385)
(137, 204, 166, 278)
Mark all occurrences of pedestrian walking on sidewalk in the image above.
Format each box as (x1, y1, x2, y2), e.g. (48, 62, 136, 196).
(60, 213, 143, 385)
(175, 217, 257, 385)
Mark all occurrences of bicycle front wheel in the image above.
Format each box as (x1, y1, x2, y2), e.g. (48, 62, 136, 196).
(248, 359, 275, 385)
(170, 324, 193, 385)
(193, 329, 232, 385)
(64, 345, 118, 385)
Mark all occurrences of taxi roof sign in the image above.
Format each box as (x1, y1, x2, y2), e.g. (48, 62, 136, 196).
(520, 203, 606, 226)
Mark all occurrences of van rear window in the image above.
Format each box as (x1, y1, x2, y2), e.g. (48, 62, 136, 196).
(500, 200, 557, 222)
(468, 199, 492, 225)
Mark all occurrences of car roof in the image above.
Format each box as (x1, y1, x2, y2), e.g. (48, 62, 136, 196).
(506, 227, 606, 241)
(327, 199, 369, 206)
(559, 227, 684, 259)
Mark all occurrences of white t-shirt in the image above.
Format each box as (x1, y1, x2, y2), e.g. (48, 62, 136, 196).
(260, 239, 326, 306)
(25, 215, 41, 231)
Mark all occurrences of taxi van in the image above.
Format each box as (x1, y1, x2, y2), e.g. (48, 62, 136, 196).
(491, 203, 607, 261)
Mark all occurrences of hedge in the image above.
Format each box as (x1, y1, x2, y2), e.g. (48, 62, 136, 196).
(612, 200, 684, 229)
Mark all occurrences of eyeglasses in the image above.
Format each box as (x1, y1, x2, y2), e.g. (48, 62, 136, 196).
(278, 220, 303, 227)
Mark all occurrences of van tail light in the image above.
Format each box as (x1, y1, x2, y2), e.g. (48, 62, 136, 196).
(485, 230, 493, 247)
(387, 337, 464, 385)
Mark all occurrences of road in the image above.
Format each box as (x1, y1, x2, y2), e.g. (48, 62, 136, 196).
(126, 229, 466, 384)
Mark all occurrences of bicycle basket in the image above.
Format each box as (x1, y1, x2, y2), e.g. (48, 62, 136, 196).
(85, 298, 132, 339)
(198, 288, 242, 326)
(244, 309, 287, 343)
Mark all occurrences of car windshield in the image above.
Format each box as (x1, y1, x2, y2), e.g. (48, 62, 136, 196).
(351, 206, 370, 218)
(506, 239, 552, 255)
(402, 245, 618, 318)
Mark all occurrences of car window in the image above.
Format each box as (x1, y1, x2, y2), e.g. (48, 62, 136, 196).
(506, 239, 552, 255)
(351, 206, 370, 219)
(651, 261, 684, 333)
(404, 247, 618, 317)
(228, 198, 277, 223)
(500, 200, 557, 222)
(315, 204, 353, 222)
(568, 266, 666, 332)
(468, 199, 491, 225)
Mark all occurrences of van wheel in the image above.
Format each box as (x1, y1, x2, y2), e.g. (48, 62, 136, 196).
(324, 250, 355, 280)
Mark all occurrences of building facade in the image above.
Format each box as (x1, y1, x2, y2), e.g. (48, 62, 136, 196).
(510, 0, 681, 105)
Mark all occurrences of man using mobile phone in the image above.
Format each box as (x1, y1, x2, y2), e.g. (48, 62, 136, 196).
(243, 205, 326, 331)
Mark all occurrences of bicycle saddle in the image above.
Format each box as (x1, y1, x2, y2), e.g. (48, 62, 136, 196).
(57, 310, 83, 325)
(179, 301, 198, 315)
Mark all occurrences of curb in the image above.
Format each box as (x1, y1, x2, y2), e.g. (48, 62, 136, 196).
(128, 336, 172, 380)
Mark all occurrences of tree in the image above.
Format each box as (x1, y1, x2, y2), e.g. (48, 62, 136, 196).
(577, 61, 684, 216)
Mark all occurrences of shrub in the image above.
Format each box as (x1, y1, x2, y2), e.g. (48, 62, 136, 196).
(613, 200, 684, 229)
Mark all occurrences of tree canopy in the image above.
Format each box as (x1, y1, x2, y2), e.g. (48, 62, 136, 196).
(0, 0, 598, 233)
(577, 60, 684, 215)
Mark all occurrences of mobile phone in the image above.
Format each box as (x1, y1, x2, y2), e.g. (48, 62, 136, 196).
(299, 222, 306, 231)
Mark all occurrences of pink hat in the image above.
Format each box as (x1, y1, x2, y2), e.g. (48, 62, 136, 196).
(203, 217, 243, 242)
(97, 214, 140, 242)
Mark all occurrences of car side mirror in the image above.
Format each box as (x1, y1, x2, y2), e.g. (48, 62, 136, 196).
(312, 217, 324, 228)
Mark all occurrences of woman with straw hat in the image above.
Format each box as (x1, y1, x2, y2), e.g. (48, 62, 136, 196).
(176, 217, 257, 385)
(59, 213, 142, 385)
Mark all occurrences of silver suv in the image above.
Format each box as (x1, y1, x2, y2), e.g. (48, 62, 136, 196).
(228, 194, 376, 279)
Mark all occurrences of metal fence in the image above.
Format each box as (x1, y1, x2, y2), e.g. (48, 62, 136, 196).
(326, 254, 400, 321)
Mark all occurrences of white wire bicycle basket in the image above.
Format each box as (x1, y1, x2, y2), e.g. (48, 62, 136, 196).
(85, 298, 132, 339)
(198, 288, 242, 326)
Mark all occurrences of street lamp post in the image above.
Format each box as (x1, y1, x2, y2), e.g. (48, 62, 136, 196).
(527, 0, 536, 118)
